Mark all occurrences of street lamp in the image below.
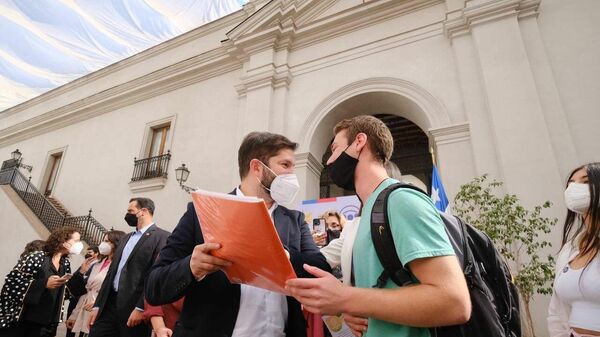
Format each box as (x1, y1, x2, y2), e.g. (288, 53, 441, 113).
(11, 149, 22, 161)
(10, 149, 33, 172)
(175, 163, 195, 193)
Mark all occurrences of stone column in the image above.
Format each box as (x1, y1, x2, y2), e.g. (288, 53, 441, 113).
(429, 123, 476, 198)
(294, 152, 323, 204)
(444, 0, 564, 203)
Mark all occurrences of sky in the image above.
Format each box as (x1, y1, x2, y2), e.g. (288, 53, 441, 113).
(0, 0, 248, 112)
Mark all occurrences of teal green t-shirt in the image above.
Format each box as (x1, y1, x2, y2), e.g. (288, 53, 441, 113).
(352, 178, 455, 337)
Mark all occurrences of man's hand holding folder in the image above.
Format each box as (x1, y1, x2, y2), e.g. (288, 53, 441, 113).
(190, 189, 297, 293)
(189, 243, 232, 281)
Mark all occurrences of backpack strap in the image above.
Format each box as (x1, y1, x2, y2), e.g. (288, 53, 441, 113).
(370, 182, 428, 288)
(455, 216, 475, 284)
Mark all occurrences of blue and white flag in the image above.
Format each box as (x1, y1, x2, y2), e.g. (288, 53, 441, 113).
(431, 165, 449, 213)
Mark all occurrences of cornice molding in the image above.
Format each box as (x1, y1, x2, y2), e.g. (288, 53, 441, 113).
(235, 64, 293, 96)
(225, 0, 443, 55)
(291, 0, 442, 51)
(295, 152, 323, 177)
(226, 0, 307, 41)
(443, 0, 541, 40)
(429, 122, 471, 145)
(0, 53, 241, 147)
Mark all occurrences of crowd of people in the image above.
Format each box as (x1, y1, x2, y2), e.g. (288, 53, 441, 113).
(0, 115, 598, 337)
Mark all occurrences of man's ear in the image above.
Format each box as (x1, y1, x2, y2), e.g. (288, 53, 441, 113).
(248, 159, 263, 177)
(355, 133, 368, 152)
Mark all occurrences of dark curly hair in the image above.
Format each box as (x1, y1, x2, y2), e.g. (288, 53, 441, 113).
(44, 227, 78, 256)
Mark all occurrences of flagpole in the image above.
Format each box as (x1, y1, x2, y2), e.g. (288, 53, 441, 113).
(430, 147, 437, 166)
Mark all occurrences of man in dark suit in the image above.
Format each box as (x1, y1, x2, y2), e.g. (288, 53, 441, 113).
(89, 197, 170, 337)
(146, 132, 331, 337)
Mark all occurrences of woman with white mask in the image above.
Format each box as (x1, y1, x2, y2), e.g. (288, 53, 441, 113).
(66, 230, 126, 336)
(548, 162, 600, 337)
(0, 227, 81, 336)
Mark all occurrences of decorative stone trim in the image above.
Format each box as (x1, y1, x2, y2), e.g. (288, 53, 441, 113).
(443, 0, 541, 40)
(295, 152, 323, 178)
(128, 177, 168, 193)
(0, 55, 240, 147)
(429, 123, 470, 146)
(291, 0, 441, 51)
(235, 64, 293, 96)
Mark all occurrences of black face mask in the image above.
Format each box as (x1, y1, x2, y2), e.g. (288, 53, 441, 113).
(328, 149, 359, 191)
(84, 254, 92, 259)
(327, 229, 342, 242)
(124, 212, 139, 227)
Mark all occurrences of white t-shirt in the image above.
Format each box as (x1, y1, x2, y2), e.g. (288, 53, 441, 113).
(554, 254, 600, 332)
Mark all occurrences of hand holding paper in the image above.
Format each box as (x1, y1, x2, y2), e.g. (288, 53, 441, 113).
(286, 264, 350, 315)
(191, 189, 296, 294)
(189, 243, 232, 280)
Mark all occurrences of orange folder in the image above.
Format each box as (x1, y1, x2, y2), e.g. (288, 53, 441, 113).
(191, 189, 297, 294)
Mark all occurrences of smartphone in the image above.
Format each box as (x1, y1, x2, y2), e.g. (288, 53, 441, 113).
(312, 218, 325, 233)
(61, 273, 73, 280)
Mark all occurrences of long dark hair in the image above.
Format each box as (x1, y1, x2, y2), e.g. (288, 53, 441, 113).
(561, 162, 600, 263)
(97, 230, 126, 260)
(106, 230, 126, 249)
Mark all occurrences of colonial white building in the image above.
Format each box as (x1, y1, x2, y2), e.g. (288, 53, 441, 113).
(1, 0, 598, 335)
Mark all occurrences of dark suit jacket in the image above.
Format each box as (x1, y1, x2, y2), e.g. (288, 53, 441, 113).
(22, 254, 71, 326)
(94, 224, 170, 319)
(145, 194, 331, 337)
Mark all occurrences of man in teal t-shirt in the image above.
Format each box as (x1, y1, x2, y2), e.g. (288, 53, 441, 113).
(286, 115, 470, 337)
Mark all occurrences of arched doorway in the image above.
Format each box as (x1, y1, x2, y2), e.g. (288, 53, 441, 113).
(295, 78, 472, 205)
(319, 113, 432, 198)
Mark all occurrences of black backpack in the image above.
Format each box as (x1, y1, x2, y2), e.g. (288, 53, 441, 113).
(370, 183, 521, 337)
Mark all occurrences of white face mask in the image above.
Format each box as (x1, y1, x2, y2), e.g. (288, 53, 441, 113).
(270, 174, 301, 204)
(98, 242, 113, 255)
(258, 162, 300, 205)
(69, 241, 84, 255)
(564, 182, 590, 215)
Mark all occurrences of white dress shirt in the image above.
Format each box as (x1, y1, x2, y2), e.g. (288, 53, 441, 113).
(231, 188, 287, 337)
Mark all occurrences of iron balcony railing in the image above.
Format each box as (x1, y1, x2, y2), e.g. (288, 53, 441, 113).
(0, 166, 108, 246)
(131, 151, 171, 182)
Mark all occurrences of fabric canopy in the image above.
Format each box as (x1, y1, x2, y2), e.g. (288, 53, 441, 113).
(0, 0, 247, 111)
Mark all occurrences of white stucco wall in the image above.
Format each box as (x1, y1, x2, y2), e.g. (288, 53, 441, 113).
(538, 0, 600, 165)
(0, 187, 46, 288)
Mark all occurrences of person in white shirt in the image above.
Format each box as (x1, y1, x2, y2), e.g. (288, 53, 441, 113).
(548, 162, 600, 337)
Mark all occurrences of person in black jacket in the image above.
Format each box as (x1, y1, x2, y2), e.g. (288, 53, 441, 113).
(88, 197, 170, 337)
(1, 227, 82, 337)
(145, 131, 331, 337)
